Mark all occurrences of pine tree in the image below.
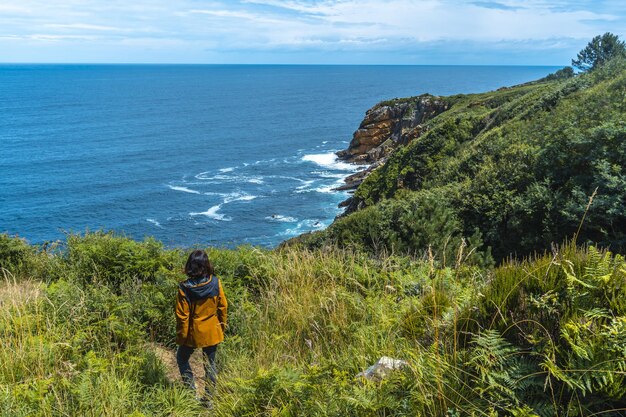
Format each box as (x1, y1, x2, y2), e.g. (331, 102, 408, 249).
(572, 32, 626, 72)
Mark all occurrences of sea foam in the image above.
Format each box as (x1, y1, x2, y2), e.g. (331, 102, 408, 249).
(277, 219, 326, 236)
(266, 215, 298, 223)
(301, 152, 357, 171)
(167, 185, 201, 194)
(190, 205, 232, 221)
(146, 218, 164, 228)
(224, 192, 257, 203)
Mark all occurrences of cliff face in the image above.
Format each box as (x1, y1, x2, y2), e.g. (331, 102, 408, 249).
(334, 94, 450, 208)
(337, 94, 449, 165)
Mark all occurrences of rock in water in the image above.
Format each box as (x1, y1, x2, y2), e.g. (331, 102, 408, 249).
(356, 356, 408, 381)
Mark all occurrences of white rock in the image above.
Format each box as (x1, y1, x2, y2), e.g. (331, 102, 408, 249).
(356, 356, 408, 381)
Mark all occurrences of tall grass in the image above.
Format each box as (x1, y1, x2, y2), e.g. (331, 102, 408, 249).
(1, 232, 625, 416)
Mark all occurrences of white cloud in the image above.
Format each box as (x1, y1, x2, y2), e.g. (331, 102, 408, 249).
(235, 0, 618, 44)
(0, 0, 623, 63)
(0, 33, 97, 41)
(44, 23, 127, 31)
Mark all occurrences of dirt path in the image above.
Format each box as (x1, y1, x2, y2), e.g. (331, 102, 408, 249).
(151, 343, 208, 395)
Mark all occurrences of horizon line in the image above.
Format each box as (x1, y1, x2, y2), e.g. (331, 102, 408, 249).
(0, 62, 567, 67)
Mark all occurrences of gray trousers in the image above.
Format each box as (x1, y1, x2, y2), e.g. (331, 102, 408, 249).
(176, 344, 218, 395)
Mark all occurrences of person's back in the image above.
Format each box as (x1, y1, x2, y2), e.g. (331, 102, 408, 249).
(175, 250, 227, 404)
(176, 274, 227, 347)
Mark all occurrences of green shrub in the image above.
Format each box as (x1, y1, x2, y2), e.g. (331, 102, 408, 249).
(62, 231, 176, 287)
(0, 234, 34, 276)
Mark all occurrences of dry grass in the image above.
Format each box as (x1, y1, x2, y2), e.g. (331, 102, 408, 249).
(0, 272, 42, 308)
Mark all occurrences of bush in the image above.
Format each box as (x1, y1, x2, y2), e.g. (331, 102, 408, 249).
(543, 66, 575, 81)
(321, 189, 492, 266)
(0, 234, 34, 276)
(62, 231, 176, 288)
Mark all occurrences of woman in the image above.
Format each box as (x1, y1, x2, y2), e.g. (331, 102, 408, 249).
(175, 249, 227, 400)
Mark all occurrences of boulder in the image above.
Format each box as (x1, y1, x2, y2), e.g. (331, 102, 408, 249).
(356, 356, 408, 382)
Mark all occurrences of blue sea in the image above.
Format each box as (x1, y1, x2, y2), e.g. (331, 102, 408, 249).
(0, 65, 559, 248)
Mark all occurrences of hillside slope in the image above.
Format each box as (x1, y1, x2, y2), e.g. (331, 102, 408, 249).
(300, 59, 626, 261)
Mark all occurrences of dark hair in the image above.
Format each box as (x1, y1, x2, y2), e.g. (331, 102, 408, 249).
(184, 249, 214, 278)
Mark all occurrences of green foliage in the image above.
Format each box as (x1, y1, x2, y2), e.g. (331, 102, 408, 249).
(315, 55, 626, 261)
(2, 230, 626, 416)
(572, 32, 626, 72)
(466, 330, 520, 406)
(318, 188, 493, 267)
(459, 243, 626, 416)
(62, 231, 177, 287)
(543, 66, 575, 81)
(0, 234, 34, 275)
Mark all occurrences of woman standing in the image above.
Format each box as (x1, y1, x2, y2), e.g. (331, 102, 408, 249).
(175, 249, 228, 402)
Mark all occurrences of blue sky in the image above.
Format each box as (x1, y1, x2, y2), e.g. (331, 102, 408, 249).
(0, 0, 624, 64)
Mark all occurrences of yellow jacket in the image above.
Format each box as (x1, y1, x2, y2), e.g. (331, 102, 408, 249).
(175, 275, 228, 348)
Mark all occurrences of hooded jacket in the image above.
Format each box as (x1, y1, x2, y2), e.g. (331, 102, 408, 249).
(175, 275, 228, 348)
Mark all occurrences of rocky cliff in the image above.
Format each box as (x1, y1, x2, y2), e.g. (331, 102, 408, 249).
(334, 94, 450, 210)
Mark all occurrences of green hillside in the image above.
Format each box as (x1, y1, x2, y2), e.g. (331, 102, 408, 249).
(300, 58, 626, 261)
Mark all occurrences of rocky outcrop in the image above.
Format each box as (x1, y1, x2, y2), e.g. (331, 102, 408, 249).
(334, 94, 450, 198)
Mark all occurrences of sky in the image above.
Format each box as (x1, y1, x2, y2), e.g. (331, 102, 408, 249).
(0, 0, 624, 65)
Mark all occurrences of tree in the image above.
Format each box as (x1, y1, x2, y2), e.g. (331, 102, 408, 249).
(544, 66, 575, 81)
(572, 32, 626, 72)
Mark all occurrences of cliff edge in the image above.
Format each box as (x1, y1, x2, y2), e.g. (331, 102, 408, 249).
(334, 94, 449, 212)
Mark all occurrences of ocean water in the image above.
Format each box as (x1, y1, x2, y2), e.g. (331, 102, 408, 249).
(0, 65, 559, 248)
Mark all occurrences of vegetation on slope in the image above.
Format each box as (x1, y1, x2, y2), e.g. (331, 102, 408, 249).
(2, 232, 626, 416)
(300, 57, 626, 261)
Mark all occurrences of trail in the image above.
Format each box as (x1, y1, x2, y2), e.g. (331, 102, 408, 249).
(150, 343, 208, 395)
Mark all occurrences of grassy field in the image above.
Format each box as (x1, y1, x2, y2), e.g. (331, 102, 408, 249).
(1, 232, 625, 416)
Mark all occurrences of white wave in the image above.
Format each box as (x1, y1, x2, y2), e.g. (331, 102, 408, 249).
(267, 175, 307, 183)
(295, 180, 316, 193)
(195, 173, 239, 181)
(303, 219, 326, 229)
(266, 215, 298, 223)
(252, 159, 270, 165)
(146, 218, 164, 228)
(235, 195, 257, 202)
(314, 185, 336, 193)
(190, 205, 232, 221)
(195, 171, 212, 180)
(302, 152, 357, 171)
(168, 185, 201, 195)
(219, 167, 235, 173)
(195, 171, 264, 184)
(312, 170, 347, 179)
(277, 219, 326, 236)
(223, 192, 258, 203)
